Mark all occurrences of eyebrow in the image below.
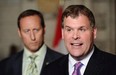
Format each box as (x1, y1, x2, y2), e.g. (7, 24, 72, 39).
(64, 25, 88, 28)
(64, 25, 71, 28)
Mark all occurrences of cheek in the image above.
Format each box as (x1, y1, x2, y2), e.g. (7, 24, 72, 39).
(63, 33, 69, 40)
(63, 34, 72, 46)
(80, 33, 92, 43)
(36, 32, 44, 40)
(20, 33, 29, 42)
(84, 33, 95, 45)
(22, 36, 29, 43)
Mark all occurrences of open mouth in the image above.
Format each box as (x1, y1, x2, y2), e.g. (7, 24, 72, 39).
(71, 43, 83, 46)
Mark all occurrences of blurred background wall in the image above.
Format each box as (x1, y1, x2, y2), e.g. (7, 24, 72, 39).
(0, 0, 115, 60)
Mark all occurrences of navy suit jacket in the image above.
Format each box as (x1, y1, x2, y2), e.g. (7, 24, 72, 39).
(0, 47, 63, 75)
(41, 45, 116, 75)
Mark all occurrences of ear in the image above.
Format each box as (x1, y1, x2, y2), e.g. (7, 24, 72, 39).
(61, 28, 64, 39)
(43, 27, 46, 34)
(18, 28, 21, 38)
(93, 27, 97, 39)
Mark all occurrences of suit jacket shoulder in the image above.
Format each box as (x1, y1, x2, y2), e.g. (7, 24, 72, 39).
(84, 45, 116, 75)
(41, 47, 64, 70)
(0, 50, 23, 75)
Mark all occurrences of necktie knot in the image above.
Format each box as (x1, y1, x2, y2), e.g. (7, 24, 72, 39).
(74, 62, 83, 70)
(29, 55, 37, 62)
(72, 62, 83, 75)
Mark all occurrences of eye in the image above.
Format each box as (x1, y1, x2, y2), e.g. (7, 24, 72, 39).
(64, 27, 72, 32)
(34, 28, 39, 32)
(79, 27, 88, 32)
(67, 28, 71, 31)
(24, 29, 30, 33)
(80, 28, 86, 31)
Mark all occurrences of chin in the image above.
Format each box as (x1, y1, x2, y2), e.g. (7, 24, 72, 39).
(30, 50, 38, 53)
(71, 52, 82, 57)
(29, 48, 39, 52)
(73, 54, 81, 57)
(72, 54, 84, 60)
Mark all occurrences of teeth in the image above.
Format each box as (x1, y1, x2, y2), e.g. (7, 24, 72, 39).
(71, 43, 83, 46)
(73, 43, 80, 45)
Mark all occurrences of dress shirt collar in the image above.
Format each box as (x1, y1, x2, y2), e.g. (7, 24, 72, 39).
(69, 46, 94, 68)
(23, 44, 47, 60)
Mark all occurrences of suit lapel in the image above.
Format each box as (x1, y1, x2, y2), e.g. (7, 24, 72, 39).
(84, 47, 104, 75)
(59, 55, 69, 75)
(12, 51, 23, 75)
(42, 47, 62, 69)
(41, 48, 52, 70)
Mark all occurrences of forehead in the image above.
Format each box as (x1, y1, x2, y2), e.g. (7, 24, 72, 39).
(20, 15, 41, 27)
(20, 15, 40, 22)
(63, 15, 90, 28)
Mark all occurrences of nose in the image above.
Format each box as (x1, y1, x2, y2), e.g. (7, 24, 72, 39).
(30, 31, 36, 41)
(72, 31, 80, 40)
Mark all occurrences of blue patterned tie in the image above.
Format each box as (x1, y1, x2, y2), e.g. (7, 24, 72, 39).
(72, 62, 83, 75)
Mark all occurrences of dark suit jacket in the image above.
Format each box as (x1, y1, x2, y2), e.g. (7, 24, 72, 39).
(0, 47, 63, 75)
(41, 45, 116, 75)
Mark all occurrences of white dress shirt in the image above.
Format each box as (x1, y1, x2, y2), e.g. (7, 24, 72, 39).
(69, 47, 94, 75)
(22, 44, 47, 75)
